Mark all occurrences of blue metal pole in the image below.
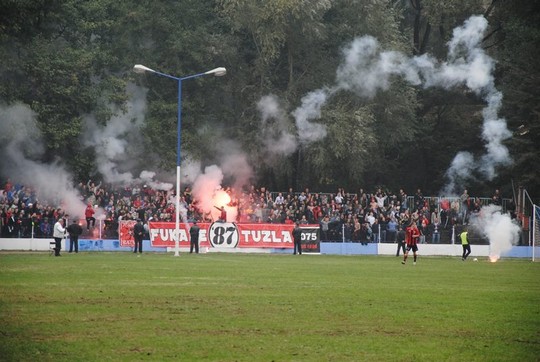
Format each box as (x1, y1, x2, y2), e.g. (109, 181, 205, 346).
(174, 79, 182, 256)
(134, 65, 224, 256)
(177, 79, 182, 167)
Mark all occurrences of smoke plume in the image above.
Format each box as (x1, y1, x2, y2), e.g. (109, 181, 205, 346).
(257, 95, 298, 155)
(0, 102, 88, 218)
(190, 165, 237, 222)
(82, 83, 148, 185)
(469, 205, 521, 261)
(265, 15, 512, 194)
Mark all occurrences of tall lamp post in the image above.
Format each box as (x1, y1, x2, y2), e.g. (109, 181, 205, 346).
(133, 64, 226, 256)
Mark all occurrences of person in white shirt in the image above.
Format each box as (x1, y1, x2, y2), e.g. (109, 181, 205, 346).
(52, 218, 66, 257)
(274, 192, 285, 205)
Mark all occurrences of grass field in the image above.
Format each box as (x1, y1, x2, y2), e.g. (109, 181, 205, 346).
(0, 252, 539, 361)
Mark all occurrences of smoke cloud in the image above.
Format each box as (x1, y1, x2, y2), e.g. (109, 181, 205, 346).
(139, 170, 173, 191)
(80, 82, 176, 192)
(291, 89, 331, 145)
(0, 102, 87, 218)
(264, 15, 511, 194)
(190, 165, 237, 222)
(217, 139, 253, 190)
(257, 95, 298, 155)
(82, 83, 148, 185)
(470, 205, 521, 261)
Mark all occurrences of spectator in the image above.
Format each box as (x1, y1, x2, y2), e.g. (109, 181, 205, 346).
(386, 217, 398, 243)
(215, 205, 227, 222)
(40, 217, 52, 237)
(7, 209, 18, 238)
(460, 189, 470, 224)
(414, 188, 424, 211)
(431, 216, 441, 243)
(67, 220, 83, 253)
(492, 189, 501, 206)
(352, 219, 362, 243)
(85, 203, 96, 230)
(274, 192, 285, 206)
(52, 218, 66, 257)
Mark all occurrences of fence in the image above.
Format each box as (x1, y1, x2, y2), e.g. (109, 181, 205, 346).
(1, 218, 119, 240)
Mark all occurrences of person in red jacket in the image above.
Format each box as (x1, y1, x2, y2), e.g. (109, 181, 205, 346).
(85, 203, 96, 230)
(214, 206, 227, 222)
(402, 222, 420, 265)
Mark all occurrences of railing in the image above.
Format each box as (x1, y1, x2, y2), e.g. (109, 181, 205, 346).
(320, 222, 494, 245)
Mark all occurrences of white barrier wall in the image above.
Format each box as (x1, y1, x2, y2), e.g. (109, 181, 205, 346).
(0, 238, 54, 251)
(0, 238, 537, 258)
(378, 243, 490, 257)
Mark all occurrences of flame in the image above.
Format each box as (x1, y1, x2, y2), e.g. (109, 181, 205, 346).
(214, 190, 231, 207)
(489, 255, 500, 263)
(210, 190, 236, 222)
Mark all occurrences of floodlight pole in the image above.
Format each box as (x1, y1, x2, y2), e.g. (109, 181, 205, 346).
(133, 64, 226, 256)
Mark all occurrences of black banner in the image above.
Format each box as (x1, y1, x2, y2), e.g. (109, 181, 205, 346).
(300, 226, 320, 253)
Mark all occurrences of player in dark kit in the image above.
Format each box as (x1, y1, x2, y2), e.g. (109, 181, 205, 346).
(402, 222, 420, 265)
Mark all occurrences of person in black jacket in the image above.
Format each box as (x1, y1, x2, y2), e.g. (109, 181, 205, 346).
(133, 219, 145, 254)
(293, 222, 302, 255)
(189, 221, 201, 254)
(396, 225, 406, 256)
(67, 220, 83, 253)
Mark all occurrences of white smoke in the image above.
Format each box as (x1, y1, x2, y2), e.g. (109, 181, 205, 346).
(139, 170, 173, 191)
(82, 82, 148, 185)
(257, 95, 298, 155)
(442, 152, 476, 196)
(470, 205, 520, 261)
(0, 102, 87, 218)
(181, 157, 202, 186)
(291, 89, 331, 144)
(217, 139, 253, 190)
(275, 15, 512, 193)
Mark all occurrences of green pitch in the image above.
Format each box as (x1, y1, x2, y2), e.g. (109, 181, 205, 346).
(0, 252, 538, 361)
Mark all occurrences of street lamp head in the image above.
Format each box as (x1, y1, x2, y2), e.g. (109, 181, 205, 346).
(133, 64, 155, 74)
(205, 67, 227, 77)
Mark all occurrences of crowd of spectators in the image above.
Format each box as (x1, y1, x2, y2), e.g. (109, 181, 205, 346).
(0, 178, 513, 243)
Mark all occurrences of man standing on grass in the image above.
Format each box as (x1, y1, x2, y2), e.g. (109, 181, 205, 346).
(402, 222, 420, 265)
(67, 219, 83, 253)
(396, 225, 406, 257)
(133, 219, 145, 254)
(189, 221, 200, 254)
(52, 218, 66, 257)
(293, 222, 302, 255)
(460, 227, 471, 261)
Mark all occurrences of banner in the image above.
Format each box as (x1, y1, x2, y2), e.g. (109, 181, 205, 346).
(118, 221, 320, 250)
(299, 226, 321, 253)
(119, 220, 137, 247)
